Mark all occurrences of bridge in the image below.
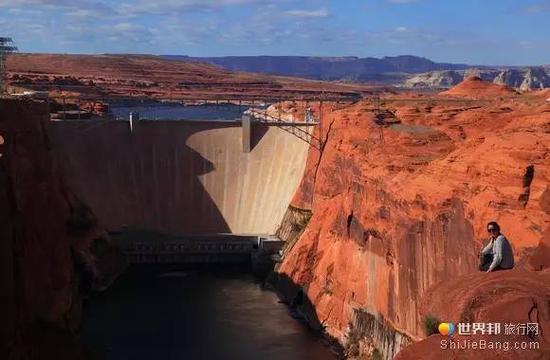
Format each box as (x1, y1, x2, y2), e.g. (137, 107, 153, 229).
(39, 95, 335, 149)
(245, 108, 321, 150)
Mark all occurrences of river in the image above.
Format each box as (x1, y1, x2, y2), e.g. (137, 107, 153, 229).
(81, 266, 336, 360)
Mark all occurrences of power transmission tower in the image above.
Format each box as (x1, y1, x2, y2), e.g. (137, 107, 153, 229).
(0, 37, 17, 93)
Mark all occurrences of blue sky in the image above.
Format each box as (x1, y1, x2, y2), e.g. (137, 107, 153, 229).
(0, 0, 549, 65)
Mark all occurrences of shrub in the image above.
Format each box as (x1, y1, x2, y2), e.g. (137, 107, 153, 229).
(423, 314, 441, 336)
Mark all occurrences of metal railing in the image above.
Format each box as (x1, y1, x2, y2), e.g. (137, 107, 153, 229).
(17, 92, 328, 149)
(247, 108, 321, 150)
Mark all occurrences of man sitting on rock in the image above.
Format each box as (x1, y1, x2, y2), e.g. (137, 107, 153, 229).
(479, 221, 514, 272)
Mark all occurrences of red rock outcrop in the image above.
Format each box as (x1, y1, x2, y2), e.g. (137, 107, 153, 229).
(0, 98, 125, 359)
(440, 76, 518, 99)
(276, 88, 550, 358)
(395, 270, 550, 359)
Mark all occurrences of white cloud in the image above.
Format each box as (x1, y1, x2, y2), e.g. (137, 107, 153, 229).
(283, 8, 329, 18)
(66, 9, 104, 18)
(0, 0, 453, 56)
(0, 0, 114, 19)
(523, 1, 550, 13)
(114, 0, 265, 16)
(6, 7, 44, 16)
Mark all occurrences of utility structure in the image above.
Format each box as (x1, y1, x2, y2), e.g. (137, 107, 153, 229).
(0, 37, 17, 93)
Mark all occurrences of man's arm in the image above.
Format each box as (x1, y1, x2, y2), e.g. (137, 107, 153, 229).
(488, 236, 503, 272)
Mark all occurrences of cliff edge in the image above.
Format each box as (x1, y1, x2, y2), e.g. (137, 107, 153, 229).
(0, 98, 125, 359)
(276, 84, 550, 358)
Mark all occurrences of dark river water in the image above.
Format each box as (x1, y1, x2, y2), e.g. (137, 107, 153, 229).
(109, 103, 252, 121)
(81, 267, 335, 360)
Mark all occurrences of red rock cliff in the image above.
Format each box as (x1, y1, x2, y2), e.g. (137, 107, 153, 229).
(276, 83, 550, 358)
(0, 98, 125, 359)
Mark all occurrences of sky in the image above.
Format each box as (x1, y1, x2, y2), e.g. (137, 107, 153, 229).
(0, 0, 549, 65)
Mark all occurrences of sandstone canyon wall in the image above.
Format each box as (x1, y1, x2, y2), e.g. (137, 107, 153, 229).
(0, 99, 124, 360)
(275, 83, 550, 359)
(405, 67, 550, 91)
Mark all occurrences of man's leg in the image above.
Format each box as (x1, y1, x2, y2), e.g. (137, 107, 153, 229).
(479, 254, 493, 271)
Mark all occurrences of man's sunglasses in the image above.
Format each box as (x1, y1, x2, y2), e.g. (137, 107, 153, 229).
(487, 228, 498, 232)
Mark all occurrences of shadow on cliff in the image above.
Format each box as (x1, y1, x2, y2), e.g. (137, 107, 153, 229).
(266, 271, 346, 357)
(0, 99, 125, 360)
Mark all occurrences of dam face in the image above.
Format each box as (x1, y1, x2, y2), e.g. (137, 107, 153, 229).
(49, 120, 310, 236)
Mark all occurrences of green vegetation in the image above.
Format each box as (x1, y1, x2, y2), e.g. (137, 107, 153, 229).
(372, 348, 383, 360)
(423, 314, 441, 336)
(66, 203, 97, 237)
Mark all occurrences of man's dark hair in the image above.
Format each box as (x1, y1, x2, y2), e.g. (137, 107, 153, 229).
(487, 221, 500, 231)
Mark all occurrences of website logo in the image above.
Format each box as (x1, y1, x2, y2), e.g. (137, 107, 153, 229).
(439, 322, 455, 336)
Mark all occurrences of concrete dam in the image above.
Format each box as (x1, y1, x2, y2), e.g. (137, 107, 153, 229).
(49, 119, 312, 238)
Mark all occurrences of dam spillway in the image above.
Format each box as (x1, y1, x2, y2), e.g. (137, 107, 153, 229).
(49, 119, 311, 236)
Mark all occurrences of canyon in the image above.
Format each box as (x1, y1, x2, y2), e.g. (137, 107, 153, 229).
(274, 77, 550, 359)
(1, 53, 549, 360)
